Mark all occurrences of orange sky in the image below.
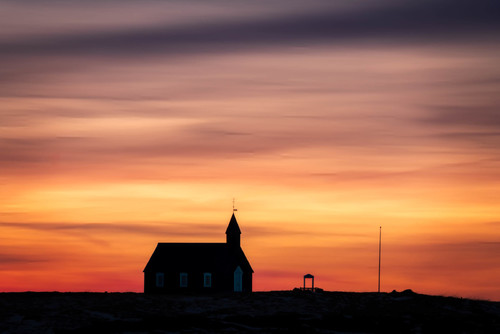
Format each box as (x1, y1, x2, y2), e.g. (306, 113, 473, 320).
(1, 0, 500, 300)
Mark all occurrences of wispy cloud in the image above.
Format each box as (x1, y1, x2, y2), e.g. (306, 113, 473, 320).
(245, 225, 369, 239)
(2, 1, 499, 61)
(425, 105, 500, 129)
(0, 221, 221, 238)
(0, 252, 47, 264)
(0, 221, 356, 239)
(388, 240, 500, 273)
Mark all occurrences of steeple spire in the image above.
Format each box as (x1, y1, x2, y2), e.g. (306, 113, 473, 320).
(226, 213, 241, 247)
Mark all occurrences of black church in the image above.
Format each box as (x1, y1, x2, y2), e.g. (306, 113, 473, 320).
(143, 213, 253, 293)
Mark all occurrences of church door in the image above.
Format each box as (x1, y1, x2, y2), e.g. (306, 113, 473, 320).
(234, 266, 243, 292)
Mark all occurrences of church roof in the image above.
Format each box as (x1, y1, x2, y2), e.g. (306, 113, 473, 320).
(225, 213, 241, 235)
(143, 242, 253, 273)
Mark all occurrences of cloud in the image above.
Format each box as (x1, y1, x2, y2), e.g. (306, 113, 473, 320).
(420, 103, 500, 150)
(0, 244, 70, 268)
(0, 221, 223, 239)
(389, 240, 500, 274)
(0, 115, 360, 170)
(425, 106, 500, 129)
(1, 0, 499, 61)
(437, 132, 500, 151)
(0, 221, 359, 240)
(0, 137, 91, 162)
(244, 225, 369, 239)
(0, 252, 47, 264)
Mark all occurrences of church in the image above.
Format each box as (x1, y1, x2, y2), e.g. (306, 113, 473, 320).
(143, 213, 253, 293)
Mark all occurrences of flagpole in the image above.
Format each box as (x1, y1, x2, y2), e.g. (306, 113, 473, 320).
(378, 226, 382, 293)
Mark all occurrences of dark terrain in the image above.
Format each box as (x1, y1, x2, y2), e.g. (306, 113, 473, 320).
(1, 290, 499, 333)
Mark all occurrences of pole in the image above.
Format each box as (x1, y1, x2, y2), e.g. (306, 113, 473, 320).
(378, 226, 382, 293)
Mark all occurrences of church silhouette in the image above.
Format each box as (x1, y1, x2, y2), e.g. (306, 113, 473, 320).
(143, 213, 253, 293)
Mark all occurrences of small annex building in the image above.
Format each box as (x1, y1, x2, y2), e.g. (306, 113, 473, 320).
(143, 213, 253, 293)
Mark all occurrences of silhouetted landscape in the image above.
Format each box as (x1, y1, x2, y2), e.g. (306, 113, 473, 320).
(1, 290, 499, 333)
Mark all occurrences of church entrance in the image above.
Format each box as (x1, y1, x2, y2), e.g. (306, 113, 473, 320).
(234, 266, 243, 292)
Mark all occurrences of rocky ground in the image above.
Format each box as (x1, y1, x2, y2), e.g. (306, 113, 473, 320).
(0, 290, 499, 333)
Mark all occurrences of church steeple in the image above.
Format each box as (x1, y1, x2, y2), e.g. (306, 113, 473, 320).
(226, 213, 241, 248)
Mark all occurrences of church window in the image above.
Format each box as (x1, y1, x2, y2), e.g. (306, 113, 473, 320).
(180, 273, 188, 287)
(203, 273, 212, 287)
(156, 273, 164, 288)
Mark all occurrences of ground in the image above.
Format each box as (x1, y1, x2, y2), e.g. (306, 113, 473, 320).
(1, 290, 499, 333)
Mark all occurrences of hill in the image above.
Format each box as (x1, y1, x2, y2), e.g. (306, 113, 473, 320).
(1, 290, 499, 333)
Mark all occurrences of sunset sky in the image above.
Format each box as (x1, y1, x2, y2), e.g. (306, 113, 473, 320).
(1, 0, 500, 300)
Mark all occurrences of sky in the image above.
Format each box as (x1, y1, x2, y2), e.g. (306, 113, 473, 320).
(1, 0, 500, 300)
